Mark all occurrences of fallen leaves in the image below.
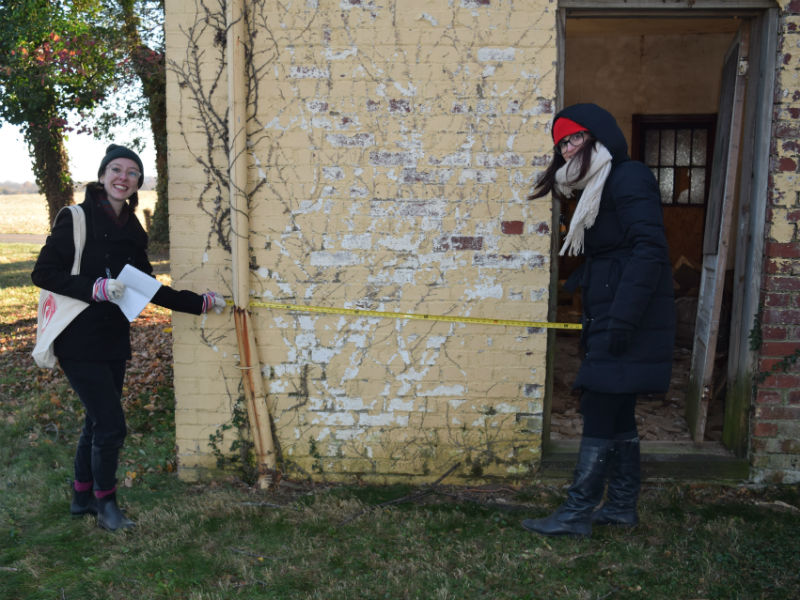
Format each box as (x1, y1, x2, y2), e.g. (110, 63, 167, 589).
(0, 296, 176, 441)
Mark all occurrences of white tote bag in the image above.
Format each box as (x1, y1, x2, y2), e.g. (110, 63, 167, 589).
(32, 205, 90, 369)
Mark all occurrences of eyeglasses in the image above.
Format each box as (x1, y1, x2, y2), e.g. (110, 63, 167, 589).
(108, 165, 141, 180)
(556, 131, 587, 155)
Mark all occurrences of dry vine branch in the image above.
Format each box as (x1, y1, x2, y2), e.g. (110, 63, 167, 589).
(337, 461, 462, 526)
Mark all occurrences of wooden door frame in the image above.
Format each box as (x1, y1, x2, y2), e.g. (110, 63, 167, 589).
(543, 1, 778, 479)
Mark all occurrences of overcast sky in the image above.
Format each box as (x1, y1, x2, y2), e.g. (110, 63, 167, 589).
(0, 122, 155, 184)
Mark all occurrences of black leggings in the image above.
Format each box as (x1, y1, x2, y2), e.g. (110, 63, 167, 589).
(579, 389, 637, 440)
(60, 358, 128, 492)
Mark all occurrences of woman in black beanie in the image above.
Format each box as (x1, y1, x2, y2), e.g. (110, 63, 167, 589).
(32, 144, 226, 531)
(522, 104, 675, 537)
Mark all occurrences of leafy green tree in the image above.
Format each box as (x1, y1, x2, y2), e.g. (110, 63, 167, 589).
(0, 0, 119, 225)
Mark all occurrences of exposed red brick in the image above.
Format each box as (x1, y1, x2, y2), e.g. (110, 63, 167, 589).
(501, 220, 524, 235)
(389, 99, 411, 114)
(779, 157, 798, 171)
(761, 325, 789, 341)
(753, 422, 778, 437)
(450, 236, 483, 251)
(762, 308, 800, 326)
(759, 357, 781, 373)
(757, 405, 800, 420)
(790, 390, 800, 405)
(775, 123, 800, 138)
(765, 276, 800, 292)
(765, 293, 790, 308)
(761, 373, 800, 389)
(788, 0, 800, 13)
(756, 390, 782, 404)
(780, 439, 800, 454)
(535, 221, 550, 234)
(761, 341, 800, 358)
(766, 242, 800, 259)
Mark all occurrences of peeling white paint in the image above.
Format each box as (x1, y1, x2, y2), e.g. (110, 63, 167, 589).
(360, 413, 409, 427)
(326, 47, 357, 60)
(393, 81, 417, 97)
(389, 398, 414, 411)
(420, 385, 466, 397)
(419, 13, 438, 26)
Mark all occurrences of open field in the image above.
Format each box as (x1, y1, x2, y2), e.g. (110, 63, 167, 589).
(0, 191, 158, 235)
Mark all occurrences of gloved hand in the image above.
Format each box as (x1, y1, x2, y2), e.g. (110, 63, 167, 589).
(607, 328, 632, 356)
(93, 278, 126, 302)
(202, 292, 226, 314)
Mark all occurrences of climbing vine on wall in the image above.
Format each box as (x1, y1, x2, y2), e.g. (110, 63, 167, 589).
(167, 0, 552, 482)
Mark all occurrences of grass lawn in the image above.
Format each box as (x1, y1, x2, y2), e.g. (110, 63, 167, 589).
(1, 233, 799, 598)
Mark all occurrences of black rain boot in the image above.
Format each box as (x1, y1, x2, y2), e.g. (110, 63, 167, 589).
(522, 437, 613, 537)
(592, 434, 640, 526)
(96, 493, 135, 531)
(70, 489, 97, 516)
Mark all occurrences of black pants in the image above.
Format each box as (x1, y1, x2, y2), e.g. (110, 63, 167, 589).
(60, 358, 127, 491)
(579, 389, 637, 440)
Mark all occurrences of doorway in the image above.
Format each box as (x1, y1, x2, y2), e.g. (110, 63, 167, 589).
(544, 4, 778, 477)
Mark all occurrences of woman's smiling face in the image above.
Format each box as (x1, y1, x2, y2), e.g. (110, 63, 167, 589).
(99, 158, 140, 202)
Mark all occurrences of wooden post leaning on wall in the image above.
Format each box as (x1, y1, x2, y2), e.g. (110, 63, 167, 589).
(227, 0, 277, 488)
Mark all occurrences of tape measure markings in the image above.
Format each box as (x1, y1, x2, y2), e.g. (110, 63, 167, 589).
(228, 299, 581, 330)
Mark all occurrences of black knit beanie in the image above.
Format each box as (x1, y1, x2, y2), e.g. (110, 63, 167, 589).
(97, 144, 144, 188)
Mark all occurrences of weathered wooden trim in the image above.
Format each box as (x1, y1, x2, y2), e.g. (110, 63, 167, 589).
(560, 0, 777, 13)
(542, 440, 751, 480)
(723, 8, 779, 457)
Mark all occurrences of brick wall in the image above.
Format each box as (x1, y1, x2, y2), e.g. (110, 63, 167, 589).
(751, 2, 800, 483)
(165, 0, 557, 483)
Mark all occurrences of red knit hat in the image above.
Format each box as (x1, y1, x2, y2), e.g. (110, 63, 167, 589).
(552, 117, 588, 144)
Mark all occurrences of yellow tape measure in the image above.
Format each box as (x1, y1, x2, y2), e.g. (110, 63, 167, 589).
(235, 299, 581, 330)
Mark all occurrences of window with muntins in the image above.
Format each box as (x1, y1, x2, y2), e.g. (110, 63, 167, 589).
(632, 115, 716, 206)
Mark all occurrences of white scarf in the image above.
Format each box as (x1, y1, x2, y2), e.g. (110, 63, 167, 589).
(555, 142, 613, 256)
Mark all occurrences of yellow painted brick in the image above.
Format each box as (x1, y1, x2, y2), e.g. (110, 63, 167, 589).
(769, 208, 796, 244)
(164, 0, 562, 483)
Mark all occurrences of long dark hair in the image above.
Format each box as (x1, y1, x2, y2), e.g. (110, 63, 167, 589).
(528, 136, 597, 201)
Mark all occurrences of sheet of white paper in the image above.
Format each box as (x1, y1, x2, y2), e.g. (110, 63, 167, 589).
(112, 264, 163, 322)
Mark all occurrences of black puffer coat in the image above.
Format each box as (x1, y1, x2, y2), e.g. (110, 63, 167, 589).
(558, 103, 675, 394)
(31, 184, 204, 361)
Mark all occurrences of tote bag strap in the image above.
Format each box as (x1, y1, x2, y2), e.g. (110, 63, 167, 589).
(62, 205, 86, 276)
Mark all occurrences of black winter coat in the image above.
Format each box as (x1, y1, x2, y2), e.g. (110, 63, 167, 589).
(558, 104, 676, 394)
(31, 185, 204, 361)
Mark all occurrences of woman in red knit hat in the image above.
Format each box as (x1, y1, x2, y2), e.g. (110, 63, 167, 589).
(523, 104, 675, 537)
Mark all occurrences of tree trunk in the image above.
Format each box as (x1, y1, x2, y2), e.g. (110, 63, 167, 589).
(27, 125, 74, 228)
(133, 44, 169, 245)
(119, 0, 169, 244)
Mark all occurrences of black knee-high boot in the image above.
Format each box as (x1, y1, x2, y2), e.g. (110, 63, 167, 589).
(96, 492, 135, 531)
(522, 437, 613, 537)
(70, 489, 97, 516)
(592, 433, 640, 526)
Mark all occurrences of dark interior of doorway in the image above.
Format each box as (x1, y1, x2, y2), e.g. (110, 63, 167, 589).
(549, 282, 732, 442)
(551, 16, 742, 442)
